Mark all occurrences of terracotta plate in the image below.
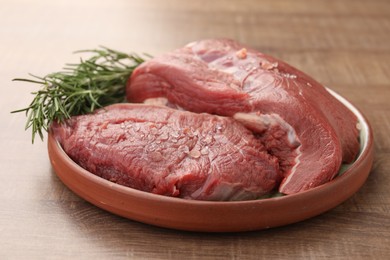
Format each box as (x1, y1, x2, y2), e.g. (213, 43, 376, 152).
(48, 89, 374, 232)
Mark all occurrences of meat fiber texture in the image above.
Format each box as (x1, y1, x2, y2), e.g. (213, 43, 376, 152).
(127, 39, 360, 195)
(52, 104, 280, 201)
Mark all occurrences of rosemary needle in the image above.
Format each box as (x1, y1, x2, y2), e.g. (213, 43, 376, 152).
(11, 47, 146, 143)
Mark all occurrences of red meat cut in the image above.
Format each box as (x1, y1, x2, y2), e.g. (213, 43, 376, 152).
(51, 104, 280, 201)
(127, 39, 360, 194)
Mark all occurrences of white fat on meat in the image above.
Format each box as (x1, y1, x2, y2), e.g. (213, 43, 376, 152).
(143, 97, 169, 106)
(233, 112, 300, 147)
(143, 97, 186, 110)
(233, 112, 302, 177)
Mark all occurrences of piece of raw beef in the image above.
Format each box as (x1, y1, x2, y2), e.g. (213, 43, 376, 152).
(52, 104, 280, 201)
(127, 39, 360, 194)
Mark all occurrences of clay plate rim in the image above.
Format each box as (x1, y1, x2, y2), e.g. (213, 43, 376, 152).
(47, 89, 374, 232)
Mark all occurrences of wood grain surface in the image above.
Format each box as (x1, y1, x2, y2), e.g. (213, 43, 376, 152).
(1, 0, 389, 258)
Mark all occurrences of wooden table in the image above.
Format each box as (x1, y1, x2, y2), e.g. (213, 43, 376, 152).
(1, 0, 389, 258)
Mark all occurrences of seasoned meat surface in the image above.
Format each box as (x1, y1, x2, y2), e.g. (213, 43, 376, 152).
(52, 104, 280, 201)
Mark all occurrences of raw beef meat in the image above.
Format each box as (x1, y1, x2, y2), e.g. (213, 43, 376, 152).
(51, 104, 280, 201)
(127, 39, 360, 194)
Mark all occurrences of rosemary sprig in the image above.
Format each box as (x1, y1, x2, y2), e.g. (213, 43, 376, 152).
(12, 47, 146, 143)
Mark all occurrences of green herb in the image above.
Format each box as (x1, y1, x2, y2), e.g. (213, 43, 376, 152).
(12, 47, 146, 143)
